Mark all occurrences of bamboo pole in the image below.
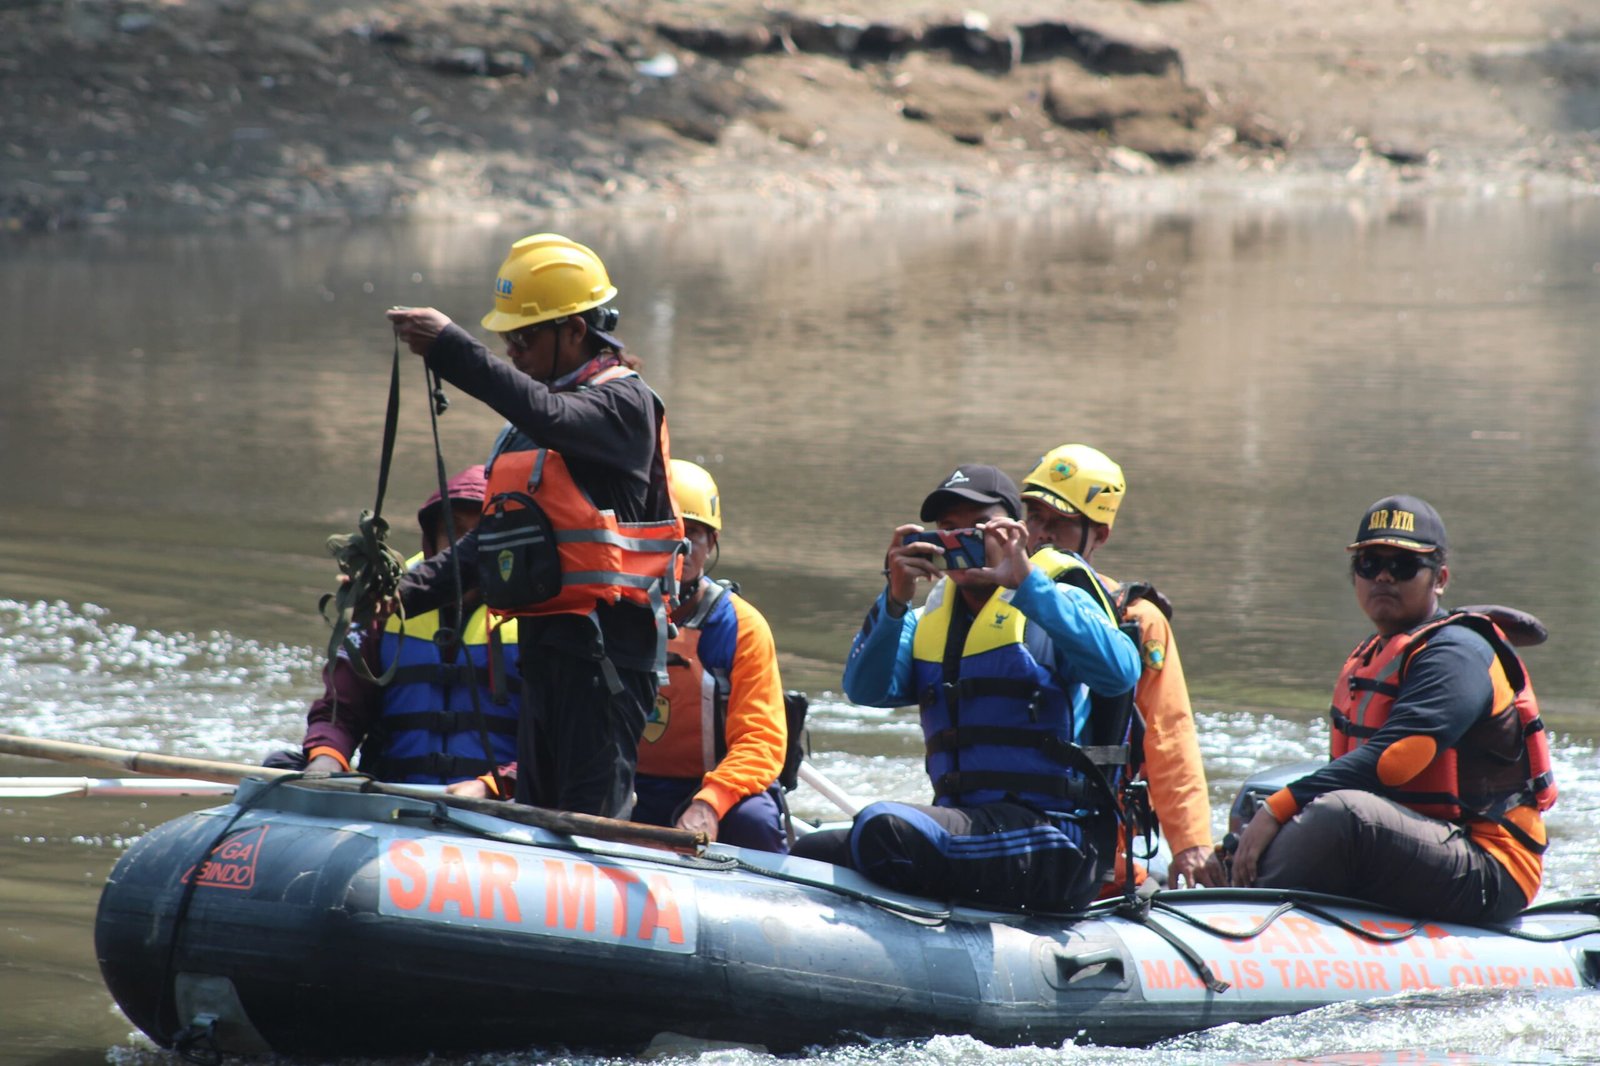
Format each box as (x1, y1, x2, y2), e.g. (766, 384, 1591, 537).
(797, 761, 863, 816)
(0, 776, 238, 799)
(0, 733, 704, 852)
(0, 733, 289, 783)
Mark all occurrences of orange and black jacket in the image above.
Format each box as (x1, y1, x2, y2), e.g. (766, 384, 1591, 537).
(399, 324, 674, 671)
(1264, 610, 1551, 903)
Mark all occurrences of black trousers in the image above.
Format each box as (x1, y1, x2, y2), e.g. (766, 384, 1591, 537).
(513, 645, 651, 819)
(1256, 789, 1527, 924)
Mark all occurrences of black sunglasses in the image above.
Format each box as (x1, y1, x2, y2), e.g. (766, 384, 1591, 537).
(1351, 551, 1434, 581)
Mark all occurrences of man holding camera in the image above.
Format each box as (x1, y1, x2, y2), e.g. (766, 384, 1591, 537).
(790, 465, 1140, 911)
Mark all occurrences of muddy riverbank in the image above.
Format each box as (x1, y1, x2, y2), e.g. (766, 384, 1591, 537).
(3, 0, 1598, 229)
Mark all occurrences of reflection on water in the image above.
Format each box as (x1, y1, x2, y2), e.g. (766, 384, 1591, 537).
(4, 194, 1600, 1062)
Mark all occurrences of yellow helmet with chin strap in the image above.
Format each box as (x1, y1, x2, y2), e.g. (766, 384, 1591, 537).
(1021, 444, 1126, 529)
(669, 459, 722, 532)
(481, 233, 619, 333)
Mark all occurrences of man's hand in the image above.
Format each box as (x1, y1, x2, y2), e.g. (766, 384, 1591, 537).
(969, 517, 1032, 590)
(1168, 844, 1222, 888)
(446, 777, 491, 799)
(304, 754, 345, 776)
(883, 523, 943, 614)
(386, 306, 453, 357)
(1230, 805, 1284, 887)
(336, 573, 400, 623)
(675, 799, 719, 841)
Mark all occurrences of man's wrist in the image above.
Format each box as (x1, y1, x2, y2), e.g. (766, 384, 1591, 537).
(883, 587, 910, 618)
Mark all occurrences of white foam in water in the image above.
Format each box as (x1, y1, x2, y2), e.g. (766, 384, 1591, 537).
(0, 598, 315, 762)
(60, 601, 1600, 1065)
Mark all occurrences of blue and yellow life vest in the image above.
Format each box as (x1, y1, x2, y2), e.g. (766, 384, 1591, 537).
(369, 597, 521, 786)
(911, 548, 1122, 815)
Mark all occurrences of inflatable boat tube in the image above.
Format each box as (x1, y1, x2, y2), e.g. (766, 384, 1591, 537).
(95, 780, 1600, 1059)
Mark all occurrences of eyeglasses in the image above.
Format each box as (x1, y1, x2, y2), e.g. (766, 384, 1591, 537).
(1351, 551, 1434, 581)
(500, 323, 550, 351)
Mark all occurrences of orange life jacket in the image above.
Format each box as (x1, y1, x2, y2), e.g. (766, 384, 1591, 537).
(638, 582, 730, 779)
(1329, 611, 1557, 851)
(476, 366, 686, 630)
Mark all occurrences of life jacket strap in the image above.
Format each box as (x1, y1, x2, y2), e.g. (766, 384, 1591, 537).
(1349, 676, 1401, 698)
(1329, 706, 1379, 739)
(379, 711, 518, 736)
(924, 726, 1129, 768)
(933, 769, 1102, 807)
(387, 662, 522, 699)
(379, 751, 500, 781)
(917, 676, 1040, 711)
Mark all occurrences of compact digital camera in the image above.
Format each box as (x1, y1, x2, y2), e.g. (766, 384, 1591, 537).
(902, 528, 987, 570)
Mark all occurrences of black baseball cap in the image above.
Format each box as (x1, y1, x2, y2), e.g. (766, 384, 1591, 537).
(920, 465, 1022, 521)
(1348, 494, 1447, 554)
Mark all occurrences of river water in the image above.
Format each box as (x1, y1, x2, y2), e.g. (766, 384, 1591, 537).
(3, 191, 1600, 1064)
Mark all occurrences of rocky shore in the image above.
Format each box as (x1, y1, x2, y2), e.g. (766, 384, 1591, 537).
(4, 0, 1598, 230)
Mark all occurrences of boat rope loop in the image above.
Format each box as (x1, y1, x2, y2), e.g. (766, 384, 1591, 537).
(155, 773, 313, 1055)
(171, 1015, 222, 1066)
(1115, 893, 1232, 993)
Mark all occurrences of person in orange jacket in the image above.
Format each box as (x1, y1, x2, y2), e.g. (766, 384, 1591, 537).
(1019, 444, 1220, 889)
(632, 460, 789, 851)
(1228, 496, 1554, 922)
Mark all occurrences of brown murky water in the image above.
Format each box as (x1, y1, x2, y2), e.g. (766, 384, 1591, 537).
(3, 193, 1600, 1063)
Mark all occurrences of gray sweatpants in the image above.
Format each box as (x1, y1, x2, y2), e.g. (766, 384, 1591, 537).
(1256, 789, 1527, 924)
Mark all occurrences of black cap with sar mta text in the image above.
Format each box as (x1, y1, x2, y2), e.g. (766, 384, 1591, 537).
(1348, 494, 1447, 553)
(920, 465, 1023, 522)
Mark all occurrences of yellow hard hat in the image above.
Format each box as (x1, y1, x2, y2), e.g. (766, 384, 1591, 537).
(480, 233, 619, 333)
(669, 459, 722, 532)
(1021, 444, 1126, 529)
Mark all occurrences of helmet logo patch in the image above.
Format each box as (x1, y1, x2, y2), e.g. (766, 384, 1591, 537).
(1050, 460, 1076, 482)
(495, 276, 514, 297)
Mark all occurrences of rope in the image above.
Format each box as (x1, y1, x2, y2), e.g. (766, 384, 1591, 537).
(318, 334, 410, 694)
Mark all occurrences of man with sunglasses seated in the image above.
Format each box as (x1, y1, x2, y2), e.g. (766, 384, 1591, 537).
(1228, 496, 1556, 923)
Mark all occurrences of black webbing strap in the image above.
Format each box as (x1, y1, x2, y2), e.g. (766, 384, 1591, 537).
(1329, 706, 1380, 739)
(1113, 893, 1231, 993)
(933, 769, 1099, 805)
(387, 661, 523, 697)
(421, 353, 509, 801)
(924, 726, 1128, 769)
(319, 336, 409, 693)
(381, 752, 500, 781)
(378, 710, 519, 736)
(918, 676, 1039, 711)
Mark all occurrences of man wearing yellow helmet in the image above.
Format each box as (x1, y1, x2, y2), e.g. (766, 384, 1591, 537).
(631, 460, 790, 851)
(385, 235, 683, 819)
(792, 464, 1141, 911)
(1019, 444, 1219, 890)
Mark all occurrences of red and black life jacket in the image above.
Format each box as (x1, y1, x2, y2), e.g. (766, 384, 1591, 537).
(1329, 610, 1557, 850)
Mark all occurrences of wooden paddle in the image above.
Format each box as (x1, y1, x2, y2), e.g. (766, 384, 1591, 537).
(0, 733, 704, 852)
